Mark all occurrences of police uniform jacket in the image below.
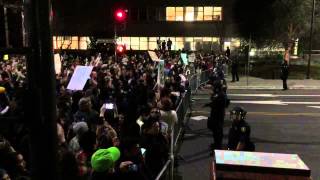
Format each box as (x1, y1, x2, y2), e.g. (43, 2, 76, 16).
(227, 120, 252, 151)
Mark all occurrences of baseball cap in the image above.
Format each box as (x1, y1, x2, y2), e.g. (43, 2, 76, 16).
(91, 147, 121, 172)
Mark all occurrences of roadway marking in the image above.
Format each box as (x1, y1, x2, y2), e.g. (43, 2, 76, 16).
(231, 100, 287, 105)
(192, 110, 320, 117)
(308, 106, 320, 109)
(229, 94, 320, 97)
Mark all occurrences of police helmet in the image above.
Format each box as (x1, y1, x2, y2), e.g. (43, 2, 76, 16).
(230, 106, 247, 121)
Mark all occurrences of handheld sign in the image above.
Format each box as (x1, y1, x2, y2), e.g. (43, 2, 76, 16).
(67, 66, 93, 91)
(181, 53, 188, 65)
(157, 60, 165, 87)
(148, 51, 160, 62)
(54, 54, 62, 75)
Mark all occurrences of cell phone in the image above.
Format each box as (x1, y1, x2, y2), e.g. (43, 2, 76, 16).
(104, 103, 114, 110)
(128, 164, 138, 172)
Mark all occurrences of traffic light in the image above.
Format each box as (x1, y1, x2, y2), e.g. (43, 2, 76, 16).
(114, 9, 127, 22)
(116, 44, 126, 54)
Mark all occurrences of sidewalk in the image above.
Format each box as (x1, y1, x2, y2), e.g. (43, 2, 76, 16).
(225, 76, 320, 90)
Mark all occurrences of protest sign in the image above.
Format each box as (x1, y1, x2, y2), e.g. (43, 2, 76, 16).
(148, 51, 160, 62)
(157, 60, 165, 87)
(181, 53, 188, 65)
(67, 66, 93, 91)
(54, 54, 62, 75)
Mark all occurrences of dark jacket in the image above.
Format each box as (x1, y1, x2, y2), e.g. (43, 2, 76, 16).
(206, 91, 226, 130)
(280, 61, 289, 80)
(228, 120, 254, 151)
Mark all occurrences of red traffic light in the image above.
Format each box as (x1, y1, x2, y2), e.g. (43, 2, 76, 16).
(114, 9, 127, 22)
(116, 44, 126, 53)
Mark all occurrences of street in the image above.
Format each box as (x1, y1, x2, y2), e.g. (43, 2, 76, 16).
(177, 88, 320, 180)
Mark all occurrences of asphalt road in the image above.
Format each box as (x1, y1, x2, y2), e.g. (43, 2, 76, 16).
(176, 88, 320, 180)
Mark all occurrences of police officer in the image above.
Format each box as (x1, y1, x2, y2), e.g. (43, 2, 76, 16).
(231, 58, 239, 82)
(205, 81, 227, 150)
(227, 106, 255, 151)
(280, 60, 289, 90)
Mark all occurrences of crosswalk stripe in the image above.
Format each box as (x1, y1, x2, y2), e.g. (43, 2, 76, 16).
(191, 110, 320, 117)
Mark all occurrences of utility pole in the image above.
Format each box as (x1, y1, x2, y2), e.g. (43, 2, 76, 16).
(307, 0, 315, 79)
(4, 6, 10, 47)
(24, 0, 58, 179)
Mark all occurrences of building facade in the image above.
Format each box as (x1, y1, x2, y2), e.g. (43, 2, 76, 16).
(52, 0, 241, 52)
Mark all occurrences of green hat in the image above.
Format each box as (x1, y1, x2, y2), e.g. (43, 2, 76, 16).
(91, 147, 121, 172)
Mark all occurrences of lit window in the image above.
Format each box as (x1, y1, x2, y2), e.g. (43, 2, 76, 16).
(166, 7, 175, 21)
(140, 37, 148, 50)
(185, 37, 193, 42)
(224, 42, 231, 51)
(175, 7, 183, 21)
(130, 37, 140, 50)
(79, 37, 89, 50)
(185, 7, 194, 21)
(212, 37, 219, 43)
(175, 37, 184, 50)
(121, 37, 131, 49)
(149, 37, 157, 50)
(213, 7, 222, 21)
(203, 37, 212, 42)
(195, 7, 203, 21)
(204, 7, 213, 21)
(70, 36, 78, 50)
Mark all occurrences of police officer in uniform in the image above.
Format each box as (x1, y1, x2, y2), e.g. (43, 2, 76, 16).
(231, 58, 239, 82)
(280, 60, 289, 90)
(206, 81, 227, 151)
(227, 106, 255, 151)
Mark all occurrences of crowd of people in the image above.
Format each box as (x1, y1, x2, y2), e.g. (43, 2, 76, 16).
(0, 48, 233, 179)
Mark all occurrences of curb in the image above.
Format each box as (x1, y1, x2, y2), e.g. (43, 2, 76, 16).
(228, 86, 320, 90)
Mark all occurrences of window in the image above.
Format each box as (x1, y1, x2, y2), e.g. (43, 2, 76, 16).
(140, 8, 147, 21)
(70, 36, 79, 49)
(185, 7, 194, 21)
(148, 37, 157, 50)
(166, 7, 175, 21)
(204, 7, 213, 21)
(130, 37, 140, 50)
(148, 7, 157, 21)
(175, 7, 183, 21)
(140, 37, 148, 50)
(175, 37, 184, 50)
(213, 7, 222, 21)
(118, 36, 222, 51)
(195, 7, 203, 21)
(166, 6, 222, 22)
(130, 8, 139, 21)
(79, 37, 90, 50)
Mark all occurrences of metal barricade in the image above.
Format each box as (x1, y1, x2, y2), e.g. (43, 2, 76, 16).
(155, 70, 210, 180)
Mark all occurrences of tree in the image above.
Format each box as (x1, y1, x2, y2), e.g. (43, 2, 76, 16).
(233, 0, 313, 52)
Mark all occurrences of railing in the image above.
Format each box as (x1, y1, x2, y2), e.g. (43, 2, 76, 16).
(189, 70, 211, 94)
(155, 69, 211, 180)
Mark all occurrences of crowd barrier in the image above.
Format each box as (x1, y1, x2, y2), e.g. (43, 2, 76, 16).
(156, 69, 211, 180)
